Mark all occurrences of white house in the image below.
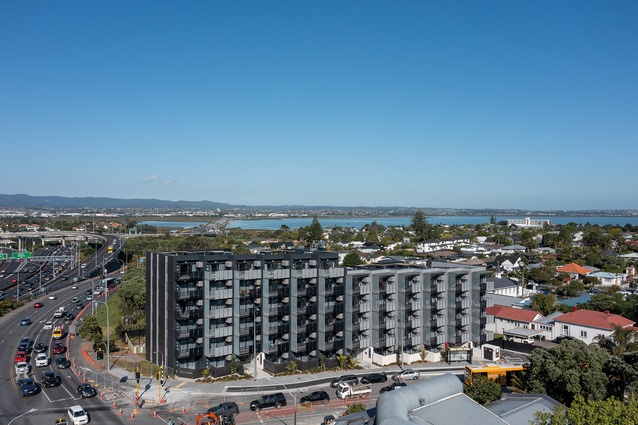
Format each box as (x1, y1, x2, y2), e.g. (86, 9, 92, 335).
(416, 237, 470, 253)
(553, 309, 635, 345)
(486, 304, 544, 335)
(587, 271, 626, 287)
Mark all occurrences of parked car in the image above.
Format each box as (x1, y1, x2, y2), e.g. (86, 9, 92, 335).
(34, 342, 47, 353)
(42, 371, 62, 388)
(207, 401, 239, 418)
(361, 373, 387, 384)
(56, 356, 71, 369)
(380, 381, 407, 393)
(18, 378, 41, 397)
(250, 392, 287, 411)
(330, 374, 359, 388)
(77, 383, 97, 398)
(299, 391, 330, 405)
(35, 353, 50, 367)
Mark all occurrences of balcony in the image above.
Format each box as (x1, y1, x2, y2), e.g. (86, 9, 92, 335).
(175, 347, 203, 359)
(175, 289, 203, 301)
(176, 308, 203, 321)
(177, 271, 204, 282)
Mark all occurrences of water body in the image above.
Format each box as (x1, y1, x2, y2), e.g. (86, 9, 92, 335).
(227, 216, 638, 230)
(138, 221, 208, 229)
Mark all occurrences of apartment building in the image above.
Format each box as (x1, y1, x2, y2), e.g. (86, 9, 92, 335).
(146, 251, 491, 378)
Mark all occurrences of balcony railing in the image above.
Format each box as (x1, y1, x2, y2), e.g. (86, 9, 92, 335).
(175, 289, 203, 301)
(177, 271, 204, 282)
(175, 347, 203, 359)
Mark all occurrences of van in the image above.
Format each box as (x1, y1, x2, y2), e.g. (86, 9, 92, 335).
(67, 405, 89, 425)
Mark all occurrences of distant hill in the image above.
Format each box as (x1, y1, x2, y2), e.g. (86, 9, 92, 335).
(0, 194, 232, 210)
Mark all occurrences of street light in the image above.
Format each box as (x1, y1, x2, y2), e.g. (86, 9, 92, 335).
(88, 277, 96, 315)
(267, 378, 297, 425)
(94, 300, 110, 371)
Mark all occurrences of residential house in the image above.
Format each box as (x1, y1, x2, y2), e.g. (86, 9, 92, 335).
(498, 245, 527, 255)
(553, 309, 635, 344)
(493, 255, 523, 273)
(486, 304, 543, 335)
(556, 263, 591, 281)
(587, 271, 626, 287)
(416, 237, 470, 253)
(487, 277, 531, 298)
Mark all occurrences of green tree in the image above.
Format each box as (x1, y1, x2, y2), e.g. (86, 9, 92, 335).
(78, 314, 104, 344)
(533, 396, 638, 425)
(596, 325, 638, 356)
(342, 251, 363, 267)
(411, 209, 427, 238)
(521, 340, 610, 405)
(348, 357, 358, 369)
(336, 354, 348, 369)
(345, 403, 367, 414)
(530, 293, 558, 316)
(285, 360, 299, 375)
(307, 216, 323, 242)
(118, 268, 146, 316)
(463, 375, 502, 404)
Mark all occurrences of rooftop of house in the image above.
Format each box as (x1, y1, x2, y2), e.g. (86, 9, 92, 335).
(556, 262, 591, 275)
(487, 304, 542, 322)
(555, 309, 635, 330)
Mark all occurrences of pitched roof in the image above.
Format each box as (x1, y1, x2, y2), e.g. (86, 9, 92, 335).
(486, 305, 542, 323)
(556, 263, 591, 275)
(554, 309, 634, 330)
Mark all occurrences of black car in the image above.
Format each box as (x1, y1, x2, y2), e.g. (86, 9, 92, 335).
(18, 378, 42, 397)
(65, 313, 75, 321)
(77, 383, 97, 398)
(380, 381, 407, 393)
(18, 342, 31, 353)
(299, 391, 330, 405)
(41, 371, 62, 388)
(34, 342, 47, 353)
(360, 373, 387, 384)
(249, 392, 287, 411)
(207, 402, 239, 418)
(56, 356, 71, 369)
(330, 375, 359, 388)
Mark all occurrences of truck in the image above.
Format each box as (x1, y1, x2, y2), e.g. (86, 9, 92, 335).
(335, 382, 372, 400)
(53, 307, 66, 318)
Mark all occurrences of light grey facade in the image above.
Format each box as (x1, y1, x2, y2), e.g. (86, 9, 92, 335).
(146, 251, 491, 378)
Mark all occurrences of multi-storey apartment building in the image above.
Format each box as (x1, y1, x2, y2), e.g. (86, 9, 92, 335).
(146, 250, 491, 378)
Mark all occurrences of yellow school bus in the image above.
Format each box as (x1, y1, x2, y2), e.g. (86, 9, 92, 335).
(463, 364, 524, 386)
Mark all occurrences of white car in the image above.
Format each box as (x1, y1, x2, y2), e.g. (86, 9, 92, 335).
(15, 361, 30, 375)
(71, 286, 78, 290)
(35, 353, 50, 367)
(43, 321, 54, 330)
(68, 405, 89, 425)
(49, 294, 57, 300)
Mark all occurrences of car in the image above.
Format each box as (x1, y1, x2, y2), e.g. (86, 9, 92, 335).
(65, 312, 75, 321)
(56, 356, 71, 369)
(15, 361, 30, 375)
(15, 351, 28, 363)
(35, 353, 50, 367)
(34, 302, 44, 308)
(379, 381, 407, 393)
(20, 318, 32, 326)
(34, 342, 47, 353)
(72, 297, 79, 303)
(249, 392, 287, 411)
(392, 369, 420, 381)
(44, 321, 54, 330)
(207, 402, 239, 418)
(85, 290, 92, 295)
(360, 373, 387, 384)
(18, 341, 31, 353)
(76, 302, 84, 310)
(86, 294, 93, 301)
(18, 378, 41, 397)
(67, 405, 89, 425)
(53, 342, 67, 354)
(322, 415, 336, 425)
(41, 370, 62, 388)
(71, 285, 78, 290)
(77, 383, 97, 398)
(330, 374, 359, 388)
(299, 391, 330, 405)
(61, 276, 69, 280)
(49, 294, 57, 300)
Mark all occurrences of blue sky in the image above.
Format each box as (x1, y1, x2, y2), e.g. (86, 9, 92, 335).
(2, 1, 637, 210)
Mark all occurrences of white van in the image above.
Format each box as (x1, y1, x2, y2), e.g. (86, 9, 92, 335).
(67, 405, 89, 425)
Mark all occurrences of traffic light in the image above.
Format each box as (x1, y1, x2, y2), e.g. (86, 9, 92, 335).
(96, 350, 104, 360)
(135, 370, 141, 381)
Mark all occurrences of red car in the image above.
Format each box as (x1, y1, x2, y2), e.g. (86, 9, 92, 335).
(52, 342, 66, 354)
(34, 302, 44, 308)
(15, 351, 27, 363)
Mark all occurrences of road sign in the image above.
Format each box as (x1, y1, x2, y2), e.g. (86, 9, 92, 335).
(81, 263, 86, 269)
(11, 251, 31, 259)
(0, 253, 7, 259)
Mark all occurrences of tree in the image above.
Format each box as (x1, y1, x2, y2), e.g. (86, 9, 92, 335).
(345, 403, 367, 415)
(118, 268, 146, 317)
(521, 340, 610, 405)
(78, 314, 104, 343)
(285, 360, 298, 375)
(342, 251, 363, 267)
(463, 375, 502, 404)
(411, 209, 427, 238)
(307, 216, 323, 242)
(533, 396, 638, 425)
(530, 293, 558, 316)
(595, 325, 638, 355)
(336, 354, 348, 369)
(420, 346, 428, 362)
(603, 351, 638, 399)
(348, 357, 358, 369)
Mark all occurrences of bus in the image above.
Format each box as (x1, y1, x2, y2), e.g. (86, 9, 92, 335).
(463, 364, 525, 386)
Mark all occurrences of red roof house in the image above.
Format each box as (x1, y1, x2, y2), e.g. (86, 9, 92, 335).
(554, 309, 635, 344)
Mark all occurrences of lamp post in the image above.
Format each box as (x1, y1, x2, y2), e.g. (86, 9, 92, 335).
(116, 259, 125, 274)
(88, 277, 96, 315)
(94, 300, 110, 370)
(253, 306, 260, 381)
(267, 378, 297, 425)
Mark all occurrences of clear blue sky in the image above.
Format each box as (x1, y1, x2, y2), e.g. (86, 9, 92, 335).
(2, 1, 637, 210)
